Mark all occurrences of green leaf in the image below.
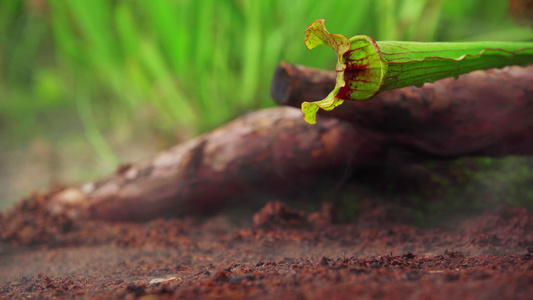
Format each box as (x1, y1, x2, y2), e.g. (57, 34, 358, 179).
(302, 19, 533, 124)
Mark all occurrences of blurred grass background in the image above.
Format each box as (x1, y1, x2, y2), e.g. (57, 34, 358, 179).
(1, 0, 532, 209)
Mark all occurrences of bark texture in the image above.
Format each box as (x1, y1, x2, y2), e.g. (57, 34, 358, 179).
(47, 107, 383, 222)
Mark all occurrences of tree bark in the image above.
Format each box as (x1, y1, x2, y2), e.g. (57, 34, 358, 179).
(46, 63, 533, 222)
(272, 62, 533, 157)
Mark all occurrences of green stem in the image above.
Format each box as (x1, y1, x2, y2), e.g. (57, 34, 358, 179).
(302, 19, 533, 124)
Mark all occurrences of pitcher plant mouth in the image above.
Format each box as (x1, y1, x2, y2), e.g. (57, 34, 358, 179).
(302, 19, 387, 124)
(301, 19, 533, 124)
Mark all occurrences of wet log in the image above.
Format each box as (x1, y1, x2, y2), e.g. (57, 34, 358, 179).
(272, 62, 533, 157)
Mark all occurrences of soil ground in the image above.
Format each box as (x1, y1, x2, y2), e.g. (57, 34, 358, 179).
(0, 195, 532, 299)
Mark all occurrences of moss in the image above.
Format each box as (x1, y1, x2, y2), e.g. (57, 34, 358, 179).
(334, 156, 533, 225)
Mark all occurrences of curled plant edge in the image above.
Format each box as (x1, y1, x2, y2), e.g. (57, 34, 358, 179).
(302, 19, 533, 124)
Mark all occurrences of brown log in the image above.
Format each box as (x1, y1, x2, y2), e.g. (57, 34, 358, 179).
(46, 63, 533, 222)
(47, 107, 384, 222)
(272, 62, 533, 157)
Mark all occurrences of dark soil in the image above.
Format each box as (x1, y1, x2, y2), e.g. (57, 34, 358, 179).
(0, 195, 532, 299)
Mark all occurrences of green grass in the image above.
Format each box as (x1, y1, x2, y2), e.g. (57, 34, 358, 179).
(2, 1, 529, 146)
(1, 0, 532, 207)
